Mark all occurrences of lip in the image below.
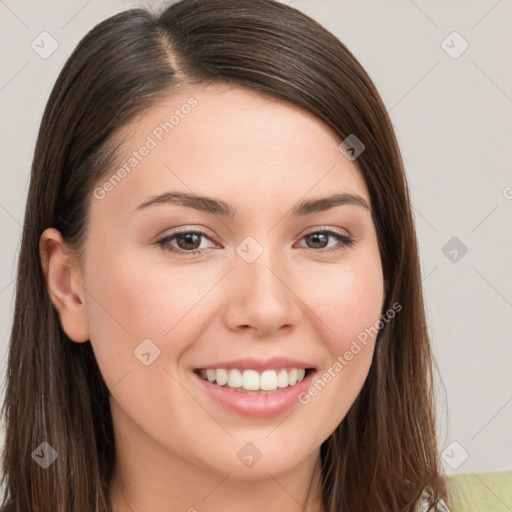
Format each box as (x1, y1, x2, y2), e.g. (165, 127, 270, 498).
(194, 356, 315, 372)
(193, 368, 317, 418)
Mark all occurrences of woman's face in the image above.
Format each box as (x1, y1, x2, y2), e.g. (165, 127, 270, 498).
(52, 83, 385, 480)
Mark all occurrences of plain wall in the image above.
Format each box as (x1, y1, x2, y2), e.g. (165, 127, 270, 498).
(0, 0, 511, 479)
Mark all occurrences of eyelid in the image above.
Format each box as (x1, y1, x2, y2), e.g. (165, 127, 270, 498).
(157, 226, 217, 245)
(157, 225, 353, 244)
(157, 225, 216, 241)
(300, 225, 353, 239)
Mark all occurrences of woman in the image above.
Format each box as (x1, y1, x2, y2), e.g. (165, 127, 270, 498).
(0, 0, 451, 510)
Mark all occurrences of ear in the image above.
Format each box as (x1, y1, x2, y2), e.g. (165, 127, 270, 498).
(39, 228, 90, 343)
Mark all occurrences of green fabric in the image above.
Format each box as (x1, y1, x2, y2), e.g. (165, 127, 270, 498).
(447, 471, 512, 512)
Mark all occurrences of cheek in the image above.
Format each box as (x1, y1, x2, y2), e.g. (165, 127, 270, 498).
(295, 257, 384, 422)
(306, 258, 385, 351)
(83, 242, 213, 387)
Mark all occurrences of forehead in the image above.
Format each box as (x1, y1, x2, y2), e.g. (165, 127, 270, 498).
(91, 83, 370, 220)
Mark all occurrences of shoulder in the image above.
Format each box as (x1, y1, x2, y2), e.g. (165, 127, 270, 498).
(417, 489, 451, 512)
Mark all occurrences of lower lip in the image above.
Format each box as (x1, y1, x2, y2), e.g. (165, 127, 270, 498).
(193, 370, 316, 418)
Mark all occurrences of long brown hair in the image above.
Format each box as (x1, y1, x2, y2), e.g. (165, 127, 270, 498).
(1, 0, 450, 510)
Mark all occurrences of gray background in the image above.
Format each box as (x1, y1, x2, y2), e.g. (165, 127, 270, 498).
(1, 0, 511, 477)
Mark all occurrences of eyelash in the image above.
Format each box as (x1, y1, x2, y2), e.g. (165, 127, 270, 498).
(156, 227, 355, 256)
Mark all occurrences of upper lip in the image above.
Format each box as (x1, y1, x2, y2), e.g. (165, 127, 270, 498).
(195, 357, 316, 372)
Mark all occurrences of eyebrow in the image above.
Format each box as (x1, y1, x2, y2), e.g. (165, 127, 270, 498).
(130, 190, 371, 218)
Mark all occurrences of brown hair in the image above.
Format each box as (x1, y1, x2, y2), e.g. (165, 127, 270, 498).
(1, 0, 450, 510)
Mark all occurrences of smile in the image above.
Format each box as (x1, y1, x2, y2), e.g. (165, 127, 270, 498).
(193, 367, 318, 418)
(194, 367, 314, 394)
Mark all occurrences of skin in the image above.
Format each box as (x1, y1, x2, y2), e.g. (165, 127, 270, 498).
(40, 83, 385, 512)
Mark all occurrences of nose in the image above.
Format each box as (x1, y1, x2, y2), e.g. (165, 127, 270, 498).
(222, 246, 303, 337)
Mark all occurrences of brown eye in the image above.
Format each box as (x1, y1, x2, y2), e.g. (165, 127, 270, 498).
(304, 232, 329, 249)
(157, 230, 214, 255)
(173, 232, 202, 251)
(298, 229, 355, 253)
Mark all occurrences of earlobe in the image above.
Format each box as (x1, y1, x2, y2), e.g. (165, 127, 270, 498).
(39, 228, 90, 343)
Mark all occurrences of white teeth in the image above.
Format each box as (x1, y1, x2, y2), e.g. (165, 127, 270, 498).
(277, 369, 289, 388)
(198, 367, 308, 391)
(242, 369, 260, 391)
(260, 370, 277, 391)
(216, 369, 228, 386)
(227, 369, 243, 388)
